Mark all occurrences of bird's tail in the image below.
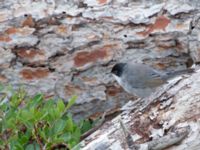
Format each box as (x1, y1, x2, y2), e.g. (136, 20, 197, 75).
(163, 68, 195, 80)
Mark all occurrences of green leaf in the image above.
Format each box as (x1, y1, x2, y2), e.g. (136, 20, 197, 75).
(72, 127, 81, 143)
(68, 140, 78, 149)
(18, 134, 29, 145)
(59, 133, 71, 142)
(16, 110, 34, 129)
(43, 100, 54, 109)
(10, 93, 21, 108)
(9, 139, 24, 150)
(43, 100, 55, 121)
(25, 143, 40, 150)
(66, 115, 74, 132)
(28, 94, 43, 108)
(39, 111, 48, 121)
(47, 108, 57, 122)
(53, 107, 61, 119)
(80, 120, 93, 134)
(57, 99, 65, 113)
(0, 103, 8, 112)
(5, 118, 16, 129)
(66, 96, 77, 110)
(42, 126, 51, 138)
(53, 119, 66, 135)
(38, 128, 47, 142)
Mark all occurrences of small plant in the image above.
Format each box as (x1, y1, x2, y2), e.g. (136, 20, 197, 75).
(0, 85, 93, 149)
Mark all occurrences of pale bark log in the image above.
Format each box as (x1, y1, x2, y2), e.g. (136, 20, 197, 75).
(77, 68, 200, 150)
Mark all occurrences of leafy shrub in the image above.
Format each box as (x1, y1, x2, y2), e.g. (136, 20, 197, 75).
(0, 85, 93, 149)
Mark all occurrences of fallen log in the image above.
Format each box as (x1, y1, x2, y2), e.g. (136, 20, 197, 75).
(77, 68, 200, 150)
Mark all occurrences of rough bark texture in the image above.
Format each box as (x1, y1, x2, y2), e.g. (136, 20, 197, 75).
(79, 69, 200, 150)
(0, 0, 200, 121)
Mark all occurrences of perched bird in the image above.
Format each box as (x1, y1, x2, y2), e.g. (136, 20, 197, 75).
(111, 62, 194, 98)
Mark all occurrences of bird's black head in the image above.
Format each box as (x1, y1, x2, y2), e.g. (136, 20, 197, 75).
(111, 63, 126, 77)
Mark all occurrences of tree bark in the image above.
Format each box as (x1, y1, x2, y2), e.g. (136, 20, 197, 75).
(78, 68, 200, 150)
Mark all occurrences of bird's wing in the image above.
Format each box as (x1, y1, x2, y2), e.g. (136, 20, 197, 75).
(125, 64, 166, 88)
(143, 77, 166, 87)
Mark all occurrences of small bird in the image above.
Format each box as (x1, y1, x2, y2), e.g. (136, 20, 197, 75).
(111, 62, 194, 98)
